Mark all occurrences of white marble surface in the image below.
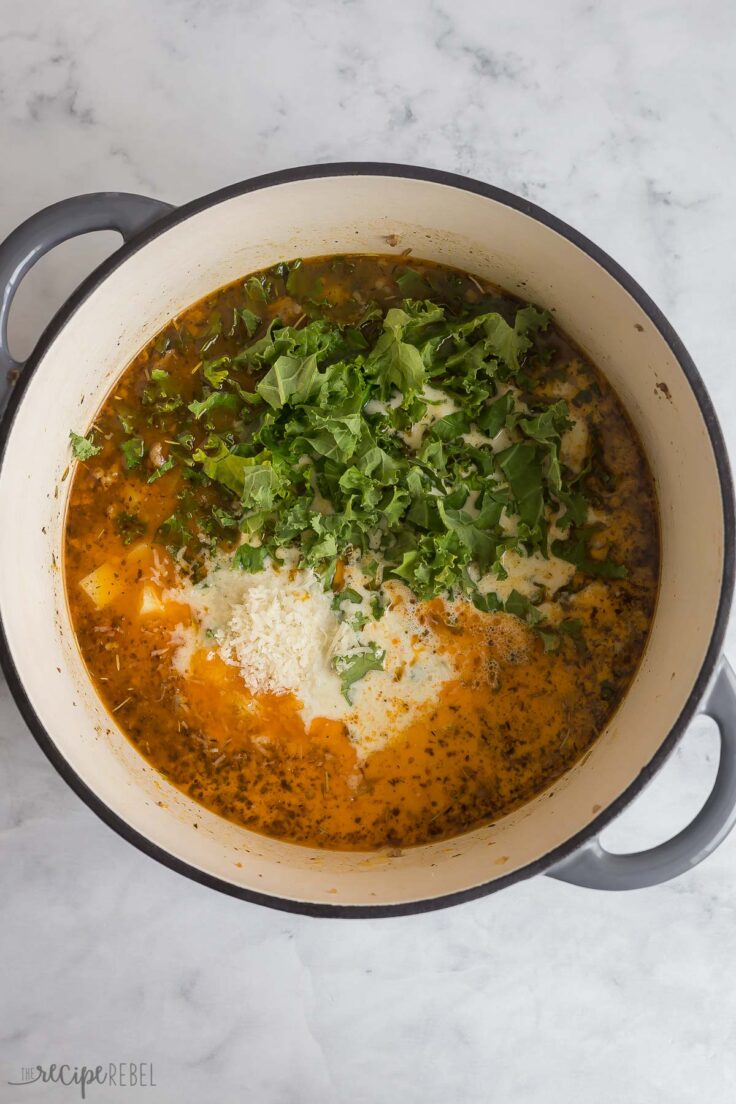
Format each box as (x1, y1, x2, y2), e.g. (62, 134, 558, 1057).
(1, 1, 736, 1100)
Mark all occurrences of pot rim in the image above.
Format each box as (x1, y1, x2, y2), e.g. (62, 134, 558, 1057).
(0, 161, 733, 917)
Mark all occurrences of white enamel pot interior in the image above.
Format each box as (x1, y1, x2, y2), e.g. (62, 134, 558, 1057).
(0, 166, 733, 915)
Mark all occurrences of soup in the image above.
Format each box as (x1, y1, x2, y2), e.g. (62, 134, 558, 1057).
(64, 255, 659, 850)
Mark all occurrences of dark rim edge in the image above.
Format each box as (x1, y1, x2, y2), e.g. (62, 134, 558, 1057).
(0, 161, 733, 918)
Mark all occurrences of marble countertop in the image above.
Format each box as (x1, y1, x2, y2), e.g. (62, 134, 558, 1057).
(2, 1, 736, 1100)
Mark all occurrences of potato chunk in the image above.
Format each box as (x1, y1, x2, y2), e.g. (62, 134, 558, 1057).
(125, 542, 152, 570)
(139, 584, 165, 616)
(79, 563, 123, 608)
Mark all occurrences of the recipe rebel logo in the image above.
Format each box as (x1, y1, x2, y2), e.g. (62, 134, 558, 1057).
(7, 1062, 156, 1098)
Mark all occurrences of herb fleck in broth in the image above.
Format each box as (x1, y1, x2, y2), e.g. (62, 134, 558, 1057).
(64, 255, 659, 850)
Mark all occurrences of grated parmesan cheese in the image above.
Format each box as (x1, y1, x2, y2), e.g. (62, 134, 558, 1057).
(170, 562, 340, 694)
(167, 561, 455, 759)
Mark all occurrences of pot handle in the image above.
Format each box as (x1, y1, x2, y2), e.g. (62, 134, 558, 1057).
(546, 658, 736, 890)
(0, 192, 174, 416)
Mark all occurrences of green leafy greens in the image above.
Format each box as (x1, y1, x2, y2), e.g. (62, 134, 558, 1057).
(334, 643, 387, 703)
(69, 430, 101, 461)
(143, 294, 627, 624)
(82, 284, 627, 667)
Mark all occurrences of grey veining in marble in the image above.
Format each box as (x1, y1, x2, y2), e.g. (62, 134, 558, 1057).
(1, 1, 736, 1101)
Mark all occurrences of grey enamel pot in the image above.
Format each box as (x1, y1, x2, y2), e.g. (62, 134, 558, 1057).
(0, 164, 734, 917)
